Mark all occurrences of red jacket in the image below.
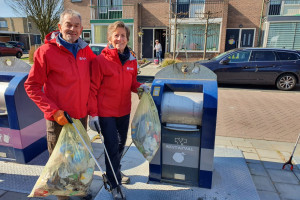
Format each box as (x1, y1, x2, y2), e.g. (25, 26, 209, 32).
(24, 31, 96, 120)
(88, 46, 141, 117)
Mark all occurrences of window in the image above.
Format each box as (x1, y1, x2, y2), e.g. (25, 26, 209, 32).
(94, 24, 133, 48)
(276, 51, 300, 60)
(99, 0, 122, 19)
(227, 51, 251, 63)
(251, 51, 276, 61)
(71, 0, 82, 2)
(268, 0, 281, 15)
(282, 0, 300, 16)
(267, 22, 300, 49)
(175, 23, 220, 51)
(176, 0, 205, 18)
(5, 43, 13, 48)
(0, 21, 8, 28)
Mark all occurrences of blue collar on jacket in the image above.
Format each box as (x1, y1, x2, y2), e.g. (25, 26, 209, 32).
(58, 33, 79, 58)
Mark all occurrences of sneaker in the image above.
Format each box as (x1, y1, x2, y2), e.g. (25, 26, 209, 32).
(111, 187, 126, 200)
(121, 172, 130, 184)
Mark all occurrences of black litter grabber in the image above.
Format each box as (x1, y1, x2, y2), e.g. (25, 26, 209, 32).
(94, 121, 125, 200)
(63, 112, 113, 192)
(282, 132, 300, 171)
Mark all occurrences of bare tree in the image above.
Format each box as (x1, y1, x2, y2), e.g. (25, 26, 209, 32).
(6, 0, 64, 41)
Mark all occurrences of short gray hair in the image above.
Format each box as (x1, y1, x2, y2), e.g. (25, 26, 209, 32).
(59, 9, 82, 25)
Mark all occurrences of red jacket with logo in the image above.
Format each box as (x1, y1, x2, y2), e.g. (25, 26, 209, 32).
(88, 46, 141, 117)
(24, 31, 96, 120)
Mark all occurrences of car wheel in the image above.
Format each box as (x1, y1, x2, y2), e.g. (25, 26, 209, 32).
(16, 52, 22, 58)
(276, 74, 297, 91)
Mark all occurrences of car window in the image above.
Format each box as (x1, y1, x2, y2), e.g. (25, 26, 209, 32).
(90, 46, 105, 55)
(226, 50, 251, 63)
(276, 51, 300, 61)
(0, 43, 5, 47)
(5, 43, 13, 48)
(211, 49, 236, 60)
(251, 51, 276, 61)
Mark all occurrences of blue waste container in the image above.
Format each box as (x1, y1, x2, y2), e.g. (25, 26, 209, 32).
(149, 62, 218, 189)
(0, 58, 47, 163)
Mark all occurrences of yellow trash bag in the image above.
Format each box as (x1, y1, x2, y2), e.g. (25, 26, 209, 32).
(131, 92, 161, 162)
(28, 119, 95, 197)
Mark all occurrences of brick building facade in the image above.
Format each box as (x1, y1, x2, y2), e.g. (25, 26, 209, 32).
(64, 0, 300, 60)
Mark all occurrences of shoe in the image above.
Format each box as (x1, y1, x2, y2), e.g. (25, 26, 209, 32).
(121, 172, 130, 184)
(111, 187, 126, 200)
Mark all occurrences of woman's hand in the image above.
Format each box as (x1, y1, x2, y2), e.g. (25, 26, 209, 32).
(88, 116, 100, 132)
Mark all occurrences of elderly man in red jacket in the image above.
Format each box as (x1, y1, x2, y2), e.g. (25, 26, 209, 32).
(24, 9, 95, 200)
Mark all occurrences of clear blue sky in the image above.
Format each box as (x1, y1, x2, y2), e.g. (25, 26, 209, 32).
(0, 0, 25, 17)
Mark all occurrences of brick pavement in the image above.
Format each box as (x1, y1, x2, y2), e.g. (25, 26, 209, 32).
(217, 87, 300, 143)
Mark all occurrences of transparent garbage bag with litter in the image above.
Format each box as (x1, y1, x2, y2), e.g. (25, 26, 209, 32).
(28, 119, 95, 197)
(131, 92, 161, 162)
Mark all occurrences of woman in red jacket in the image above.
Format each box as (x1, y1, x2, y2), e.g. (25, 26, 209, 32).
(88, 21, 149, 200)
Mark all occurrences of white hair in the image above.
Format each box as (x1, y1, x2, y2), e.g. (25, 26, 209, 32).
(59, 9, 82, 25)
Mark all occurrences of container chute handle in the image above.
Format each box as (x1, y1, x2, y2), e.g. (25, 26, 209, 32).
(64, 111, 73, 123)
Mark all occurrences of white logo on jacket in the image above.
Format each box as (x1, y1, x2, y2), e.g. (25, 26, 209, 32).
(79, 57, 87, 61)
(127, 67, 134, 71)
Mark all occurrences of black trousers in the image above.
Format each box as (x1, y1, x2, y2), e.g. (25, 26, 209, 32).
(99, 114, 130, 188)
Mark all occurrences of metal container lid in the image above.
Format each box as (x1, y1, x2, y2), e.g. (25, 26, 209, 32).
(155, 62, 216, 80)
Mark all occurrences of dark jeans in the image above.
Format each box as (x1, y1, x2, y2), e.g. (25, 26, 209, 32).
(99, 114, 130, 188)
(156, 51, 162, 63)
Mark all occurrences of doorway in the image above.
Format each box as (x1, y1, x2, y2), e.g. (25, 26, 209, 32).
(142, 29, 166, 59)
(225, 29, 255, 51)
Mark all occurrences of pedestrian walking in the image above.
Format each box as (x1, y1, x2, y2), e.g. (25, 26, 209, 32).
(154, 39, 162, 63)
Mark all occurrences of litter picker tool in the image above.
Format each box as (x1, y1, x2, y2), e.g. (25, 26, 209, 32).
(282, 132, 300, 171)
(63, 112, 113, 192)
(94, 121, 125, 199)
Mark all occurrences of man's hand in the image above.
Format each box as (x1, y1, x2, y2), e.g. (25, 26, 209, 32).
(89, 116, 100, 132)
(53, 110, 68, 126)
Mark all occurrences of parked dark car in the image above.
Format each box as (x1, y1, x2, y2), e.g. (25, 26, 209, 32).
(7, 41, 25, 51)
(197, 48, 300, 91)
(0, 42, 23, 58)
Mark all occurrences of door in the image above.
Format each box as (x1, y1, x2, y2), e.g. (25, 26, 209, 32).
(249, 50, 279, 84)
(215, 50, 253, 83)
(240, 29, 254, 48)
(225, 29, 239, 51)
(142, 29, 153, 58)
(154, 29, 166, 59)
